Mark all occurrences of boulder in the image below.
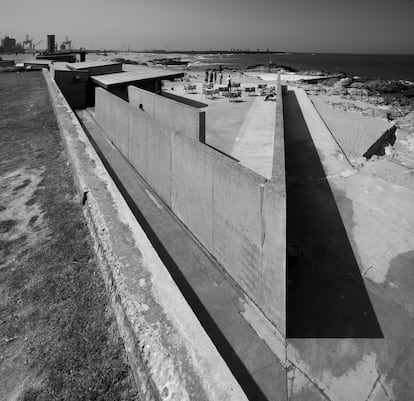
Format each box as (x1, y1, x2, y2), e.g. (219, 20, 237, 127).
(347, 88, 369, 97)
(367, 80, 408, 94)
(339, 77, 353, 88)
(350, 82, 365, 89)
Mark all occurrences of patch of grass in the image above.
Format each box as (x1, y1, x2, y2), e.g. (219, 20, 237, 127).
(0, 71, 138, 400)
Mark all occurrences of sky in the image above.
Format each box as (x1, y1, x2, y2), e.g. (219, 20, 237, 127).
(1, 0, 413, 54)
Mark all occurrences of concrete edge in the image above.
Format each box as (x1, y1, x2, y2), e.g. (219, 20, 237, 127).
(292, 87, 356, 179)
(42, 68, 249, 401)
(270, 74, 287, 183)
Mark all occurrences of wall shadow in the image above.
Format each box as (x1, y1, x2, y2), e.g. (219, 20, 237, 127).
(284, 91, 383, 338)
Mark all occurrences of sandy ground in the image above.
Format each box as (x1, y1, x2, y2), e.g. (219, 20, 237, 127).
(0, 71, 138, 400)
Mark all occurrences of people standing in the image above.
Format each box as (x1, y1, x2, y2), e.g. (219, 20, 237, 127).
(219, 72, 223, 85)
(214, 70, 217, 83)
(227, 74, 232, 91)
(205, 69, 209, 83)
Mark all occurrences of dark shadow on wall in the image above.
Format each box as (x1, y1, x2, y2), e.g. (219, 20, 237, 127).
(283, 90, 383, 338)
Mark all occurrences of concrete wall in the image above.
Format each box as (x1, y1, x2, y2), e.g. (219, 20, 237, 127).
(95, 85, 286, 336)
(44, 69, 249, 401)
(53, 69, 88, 109)
(95, 87, 173, 206)
(128, 86, 205, 142)
(262, 76, 286, 329)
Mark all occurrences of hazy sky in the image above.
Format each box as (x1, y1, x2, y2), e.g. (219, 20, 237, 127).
(1, 0, 413, 54)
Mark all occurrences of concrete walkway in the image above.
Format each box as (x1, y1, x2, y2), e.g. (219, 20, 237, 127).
(165, 83, 276, 179)
(284, 88, 414, 401)
(233, 97, 275, 179)
(76, 109, 287, 401)
(284, 89, 382, 339)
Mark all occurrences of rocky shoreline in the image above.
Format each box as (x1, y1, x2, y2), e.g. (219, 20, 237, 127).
(301, 74, 414, 191)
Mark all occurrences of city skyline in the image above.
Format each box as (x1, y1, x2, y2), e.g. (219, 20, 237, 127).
(1, 0, 414, 54)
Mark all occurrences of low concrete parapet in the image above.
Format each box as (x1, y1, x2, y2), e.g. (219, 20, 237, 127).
(128, 86, 206, 142)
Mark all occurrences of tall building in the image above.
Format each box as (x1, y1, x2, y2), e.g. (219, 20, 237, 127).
(47, 34, 56, 53)
(1, 36, 16, 48)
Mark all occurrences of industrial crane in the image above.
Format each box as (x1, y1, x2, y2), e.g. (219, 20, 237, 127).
(33, 40, 43, 51)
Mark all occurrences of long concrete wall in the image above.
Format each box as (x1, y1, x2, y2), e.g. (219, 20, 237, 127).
(262, 76, 286, 330)
(94, 85, 286, 336)
(45, 71, 248, 401)
(128, 86, 205, 142)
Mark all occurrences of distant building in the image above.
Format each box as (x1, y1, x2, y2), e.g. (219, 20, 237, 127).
(47, 34, 56, 53)
(0, 35, 23, 53)
(1, 36, 16, 49)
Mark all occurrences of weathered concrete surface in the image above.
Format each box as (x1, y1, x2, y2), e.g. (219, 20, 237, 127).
(210, 150, 266, 304)
(310, 94, 393, 159)
(77, 108, 288, 400)
(232, 97, 276, 179)
(292, 88, 355, 177)
(171, 132, 214, 250)
(128, 86, 205, 142)
(163, 80, 277, 177)
(43, 69, 250, 401)
(95, 87, 130, 157)
(262, 79, 287, 332)
(285, 87, 414, 401)
(96, 87, 173, 206)
(94, 87, 286, 339)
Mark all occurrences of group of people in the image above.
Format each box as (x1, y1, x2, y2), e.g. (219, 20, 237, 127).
(205, 68, 224, 85)
(205, 67, 235, 91)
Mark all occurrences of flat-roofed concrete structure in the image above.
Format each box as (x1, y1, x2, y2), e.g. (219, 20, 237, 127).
(67, 60, 123, 76)
(37, 53, 77, 63)
(52, 61, 123, 108)
(91, 68, 185, 101)
(24, 60, 52, 70)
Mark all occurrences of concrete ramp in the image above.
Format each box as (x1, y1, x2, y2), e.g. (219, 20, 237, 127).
(310, 94, 394, 160)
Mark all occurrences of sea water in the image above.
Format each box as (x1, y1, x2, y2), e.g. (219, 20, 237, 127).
(8, 50, 410, 83)
(185, 52, 414, 82)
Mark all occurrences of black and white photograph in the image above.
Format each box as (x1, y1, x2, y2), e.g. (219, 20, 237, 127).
(1, 0, 414, 400)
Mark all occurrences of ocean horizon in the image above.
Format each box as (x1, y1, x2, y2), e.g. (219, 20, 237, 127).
(181, 52, 414, 82)
(4, 50, 414, 83)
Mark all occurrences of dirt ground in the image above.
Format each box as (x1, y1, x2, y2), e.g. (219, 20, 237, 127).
(0, 71, 138, 400)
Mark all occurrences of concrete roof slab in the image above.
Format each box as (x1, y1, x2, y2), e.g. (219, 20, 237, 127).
(91, 68, 185, 88)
